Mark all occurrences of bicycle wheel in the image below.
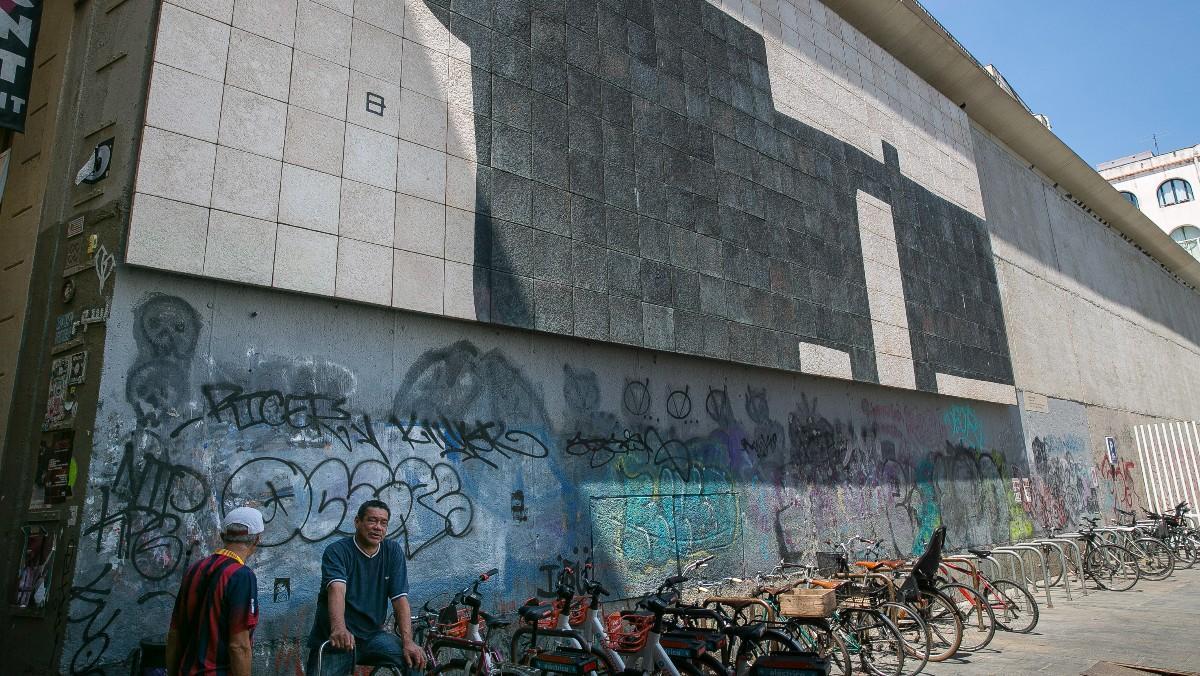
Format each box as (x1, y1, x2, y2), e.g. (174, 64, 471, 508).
(1086, 545, 1140, 591)
(678, 652, 726, 676)
(982, 579, 1039, 634)
(1132, 537, 1174, 581)
(784, 618, 852, 676)
(912, 590, 962, 662)
(838, 608, 905, 676)
(876, 601, 930, 676)
(732, 627, 803, 676)
(936, 583, 995, 652)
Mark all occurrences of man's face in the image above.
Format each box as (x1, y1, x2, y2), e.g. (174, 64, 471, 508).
(355, 506, 389, 545)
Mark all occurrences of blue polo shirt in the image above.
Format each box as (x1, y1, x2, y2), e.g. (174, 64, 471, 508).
(310, 537, 408, 642)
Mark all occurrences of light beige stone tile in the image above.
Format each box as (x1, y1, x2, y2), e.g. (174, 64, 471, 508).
(876, 353, 916, 390)
(354, 0, 404, 35)
(444, 206, 476, 265)
(396, 87, 447, 150)
(126, 194, 209, 274)
(339, 179, 395, 246)
(155, 4, 230, 82)
(290, 51, 350, 120)
(798, 341, 853, 380)
(350, 19, 404, 85)
(203, 210, 278, 284)
(343, 123, 398, 190)
(862, 258, 903, 294)
(866, 288, 908, 328)
(935, 373, 1017, 405)
(279, 163, 342, 234)
(273, 224, 338, 293)
(446, 103, 478, 161)
(218, 86, 288, 159)
(136, 127, 217, 207)
(346, 69, 401, 136)
(233, 0, 297, 46)
(401, 39, 448, 101)
(395, 139, 445, 202)
(145, 63, 223, 143)
(283, 106, 346, 175)
(403, 0, 450, 52)
(211, 146, 283, 221)
(167, 0, 234, 23)
(443, 260, 479, 320)
(295, 0, 352, 65)
(870, 320, 912, 359)
(861, 230, 900, 268)
(392, 247, 444, 314)
(335, 237, 392, 304)
(445, 155, 476, 212)
(394, 192, 445, 257)
(226, 28, 293, 102)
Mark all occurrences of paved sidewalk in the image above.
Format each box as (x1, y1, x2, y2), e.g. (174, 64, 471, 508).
(924, 567, 1200, 674)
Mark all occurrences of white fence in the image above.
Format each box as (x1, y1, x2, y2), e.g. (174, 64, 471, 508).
(1133, 421, 1200, 516)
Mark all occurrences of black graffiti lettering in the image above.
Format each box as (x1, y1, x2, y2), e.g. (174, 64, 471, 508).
(67, 565, 120, 676)
(564, 427, 692, 476)
(394, 415, 549, 468)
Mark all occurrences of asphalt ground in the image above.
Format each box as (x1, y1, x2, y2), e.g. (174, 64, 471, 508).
(922, 567, 1200, 675)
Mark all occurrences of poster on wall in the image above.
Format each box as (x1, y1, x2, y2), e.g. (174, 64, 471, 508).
(10, 524, 56, 610)
(29, 432, 74, 509)
(0, 0, 43, 133)
(1105, 436, 1118, 466)
(1021, 478, 1033, 504)
(43, 356, 75, 429)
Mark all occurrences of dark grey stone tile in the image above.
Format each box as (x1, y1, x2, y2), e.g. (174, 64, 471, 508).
(491, 121, 532, 177)
(674, 310, 705, 355)
(639, 216, 672, 262)
(452, 0, 492, 27)
(534, 280, 573, 333)
(599, 45, 630, 86)
(571, 241, 608, 292)
(531, 93, 569, 147)
(699, 273, 724, 316)
(607, 250, 641, 298)
(494, 0, 531, 43)
(491, 169, 532, 224)
(530, 10, 565, 58)
(530, 49, 567, 101)
(489, 270, 536, 328)
(567, 66, 603, 115)
(642, 302, 675, 351)
(572, 287, 609, 341)
(569, 108, 603, 152)
(491, 33, 530, 84)
(492, 74, 532, 130)
(570, 151, 605, 200)
(673, 267, 700, 310)
(606, 206, 639, 254)
(532, 142, 569, 189)
(609, 296, 642, 346)
(702, 317, 730, 359)
(640, 259, 674, 305)
(531, 182, 570, 236)
(450, 13, 494, 69)
(566, 25, 599, 72)
(532, 226, 572, 283)
(603, 162, 636, 210)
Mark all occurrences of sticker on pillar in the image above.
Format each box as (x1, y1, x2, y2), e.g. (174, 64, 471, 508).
(94, 243, 115, 291)
(75, 138, 113, 185)
(31, 431, 75, 509)
(273, 578, 291, 602)
(511, 490, 528, 522)
(53, 312, 76, 345)
(1105, 436, 1118, 466)
(67, 351, 87, 385)
(66, 216, 84, 238)
(43, 357, 76, 430)
(1011, 477, 1021, 501)
(1021, 478, 1033, 505)
(11, 524, 56, 611)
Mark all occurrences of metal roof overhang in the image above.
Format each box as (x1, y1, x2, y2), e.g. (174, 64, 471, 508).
(825, 0, 1200, 288)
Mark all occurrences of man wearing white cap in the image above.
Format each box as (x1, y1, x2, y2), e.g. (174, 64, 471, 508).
(166, 506, 264, 676)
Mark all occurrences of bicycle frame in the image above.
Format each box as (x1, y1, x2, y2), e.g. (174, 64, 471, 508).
(573, 604, 681, 676)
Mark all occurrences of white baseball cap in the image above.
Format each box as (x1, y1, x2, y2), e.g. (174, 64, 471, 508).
(222, 507, 265, 535)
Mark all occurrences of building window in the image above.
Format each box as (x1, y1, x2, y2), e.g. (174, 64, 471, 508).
(1157, 178, 1193, 207)
(1172, 225, 1200, 261)
(1120, 191, 1138, 207)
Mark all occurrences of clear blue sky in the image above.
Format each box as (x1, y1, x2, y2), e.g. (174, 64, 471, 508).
(920, 0, 1200, 167)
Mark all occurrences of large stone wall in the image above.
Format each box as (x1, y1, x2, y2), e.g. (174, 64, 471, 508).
(124, 0, 1014, 400)
(61, 268, 1057, 674)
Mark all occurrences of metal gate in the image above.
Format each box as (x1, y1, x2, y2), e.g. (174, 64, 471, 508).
(1133, 421, 1200, 515)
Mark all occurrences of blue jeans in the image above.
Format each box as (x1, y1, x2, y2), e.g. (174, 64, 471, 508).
(307, 631, 416, 675)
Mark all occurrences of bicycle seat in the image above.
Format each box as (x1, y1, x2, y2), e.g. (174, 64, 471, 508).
(808, 579, 847, 590)
(754, 582, 799, 597)
(479, 611, 510, 629)
(519, 604, 554, 623)
(854, 559, 903, 571)
(967, 548, 992, 558)
(725, 624, 765, 641)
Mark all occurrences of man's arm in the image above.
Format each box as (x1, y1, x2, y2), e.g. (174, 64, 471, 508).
(391, 595, 426, 668)
(327, 582, 355, 650)
(228, 629, 252, 676)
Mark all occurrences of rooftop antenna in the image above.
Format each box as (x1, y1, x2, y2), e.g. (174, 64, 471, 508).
(1152, 133, 1160, 155)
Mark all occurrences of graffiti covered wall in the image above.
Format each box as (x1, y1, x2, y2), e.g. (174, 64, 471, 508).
(66, 269, 1038, 673)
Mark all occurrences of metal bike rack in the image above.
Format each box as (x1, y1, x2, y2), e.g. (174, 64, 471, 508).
(994, 544, 1053, 609)
(1042, 536, 1088, 597)
(1028, 540, 1073, 601)
(987, 548, 1026, 585)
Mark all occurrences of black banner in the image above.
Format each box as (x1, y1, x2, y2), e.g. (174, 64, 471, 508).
(0, 0, 42, 133)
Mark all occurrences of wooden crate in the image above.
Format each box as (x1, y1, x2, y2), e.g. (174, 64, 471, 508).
(778, 589, 836, 618)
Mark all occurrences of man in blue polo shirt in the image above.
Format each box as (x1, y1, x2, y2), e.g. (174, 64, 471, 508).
(308, 500, 427, 675)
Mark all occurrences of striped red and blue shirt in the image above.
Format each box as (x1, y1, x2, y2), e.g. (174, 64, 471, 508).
(169, 552, 259, 675)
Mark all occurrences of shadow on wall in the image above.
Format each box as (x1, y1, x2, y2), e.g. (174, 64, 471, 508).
(430, 0, 1014, 391)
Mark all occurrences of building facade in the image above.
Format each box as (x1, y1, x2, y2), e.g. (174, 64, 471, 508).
(2, 1, 1200, 673)
(1099, 145, 1200, 261)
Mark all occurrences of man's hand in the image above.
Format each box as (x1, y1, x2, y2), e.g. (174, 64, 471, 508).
(330, 627, 355, 652)
(403, 638, 427, 669)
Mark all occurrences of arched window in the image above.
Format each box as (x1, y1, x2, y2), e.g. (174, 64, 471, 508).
(1157, 178, 1193, 207)
(1172, 226, 1200, 258)
(1120, 191, 1139, 207)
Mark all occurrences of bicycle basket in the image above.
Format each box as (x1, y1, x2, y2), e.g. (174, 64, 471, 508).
(815, 552, 847, 577)
(604, 611, 655, 653)
(437, 607, 474, 639)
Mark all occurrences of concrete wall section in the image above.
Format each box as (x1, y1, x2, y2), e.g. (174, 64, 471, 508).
(973, 127, 1200, 421)
(64, 267, 1039, 674)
